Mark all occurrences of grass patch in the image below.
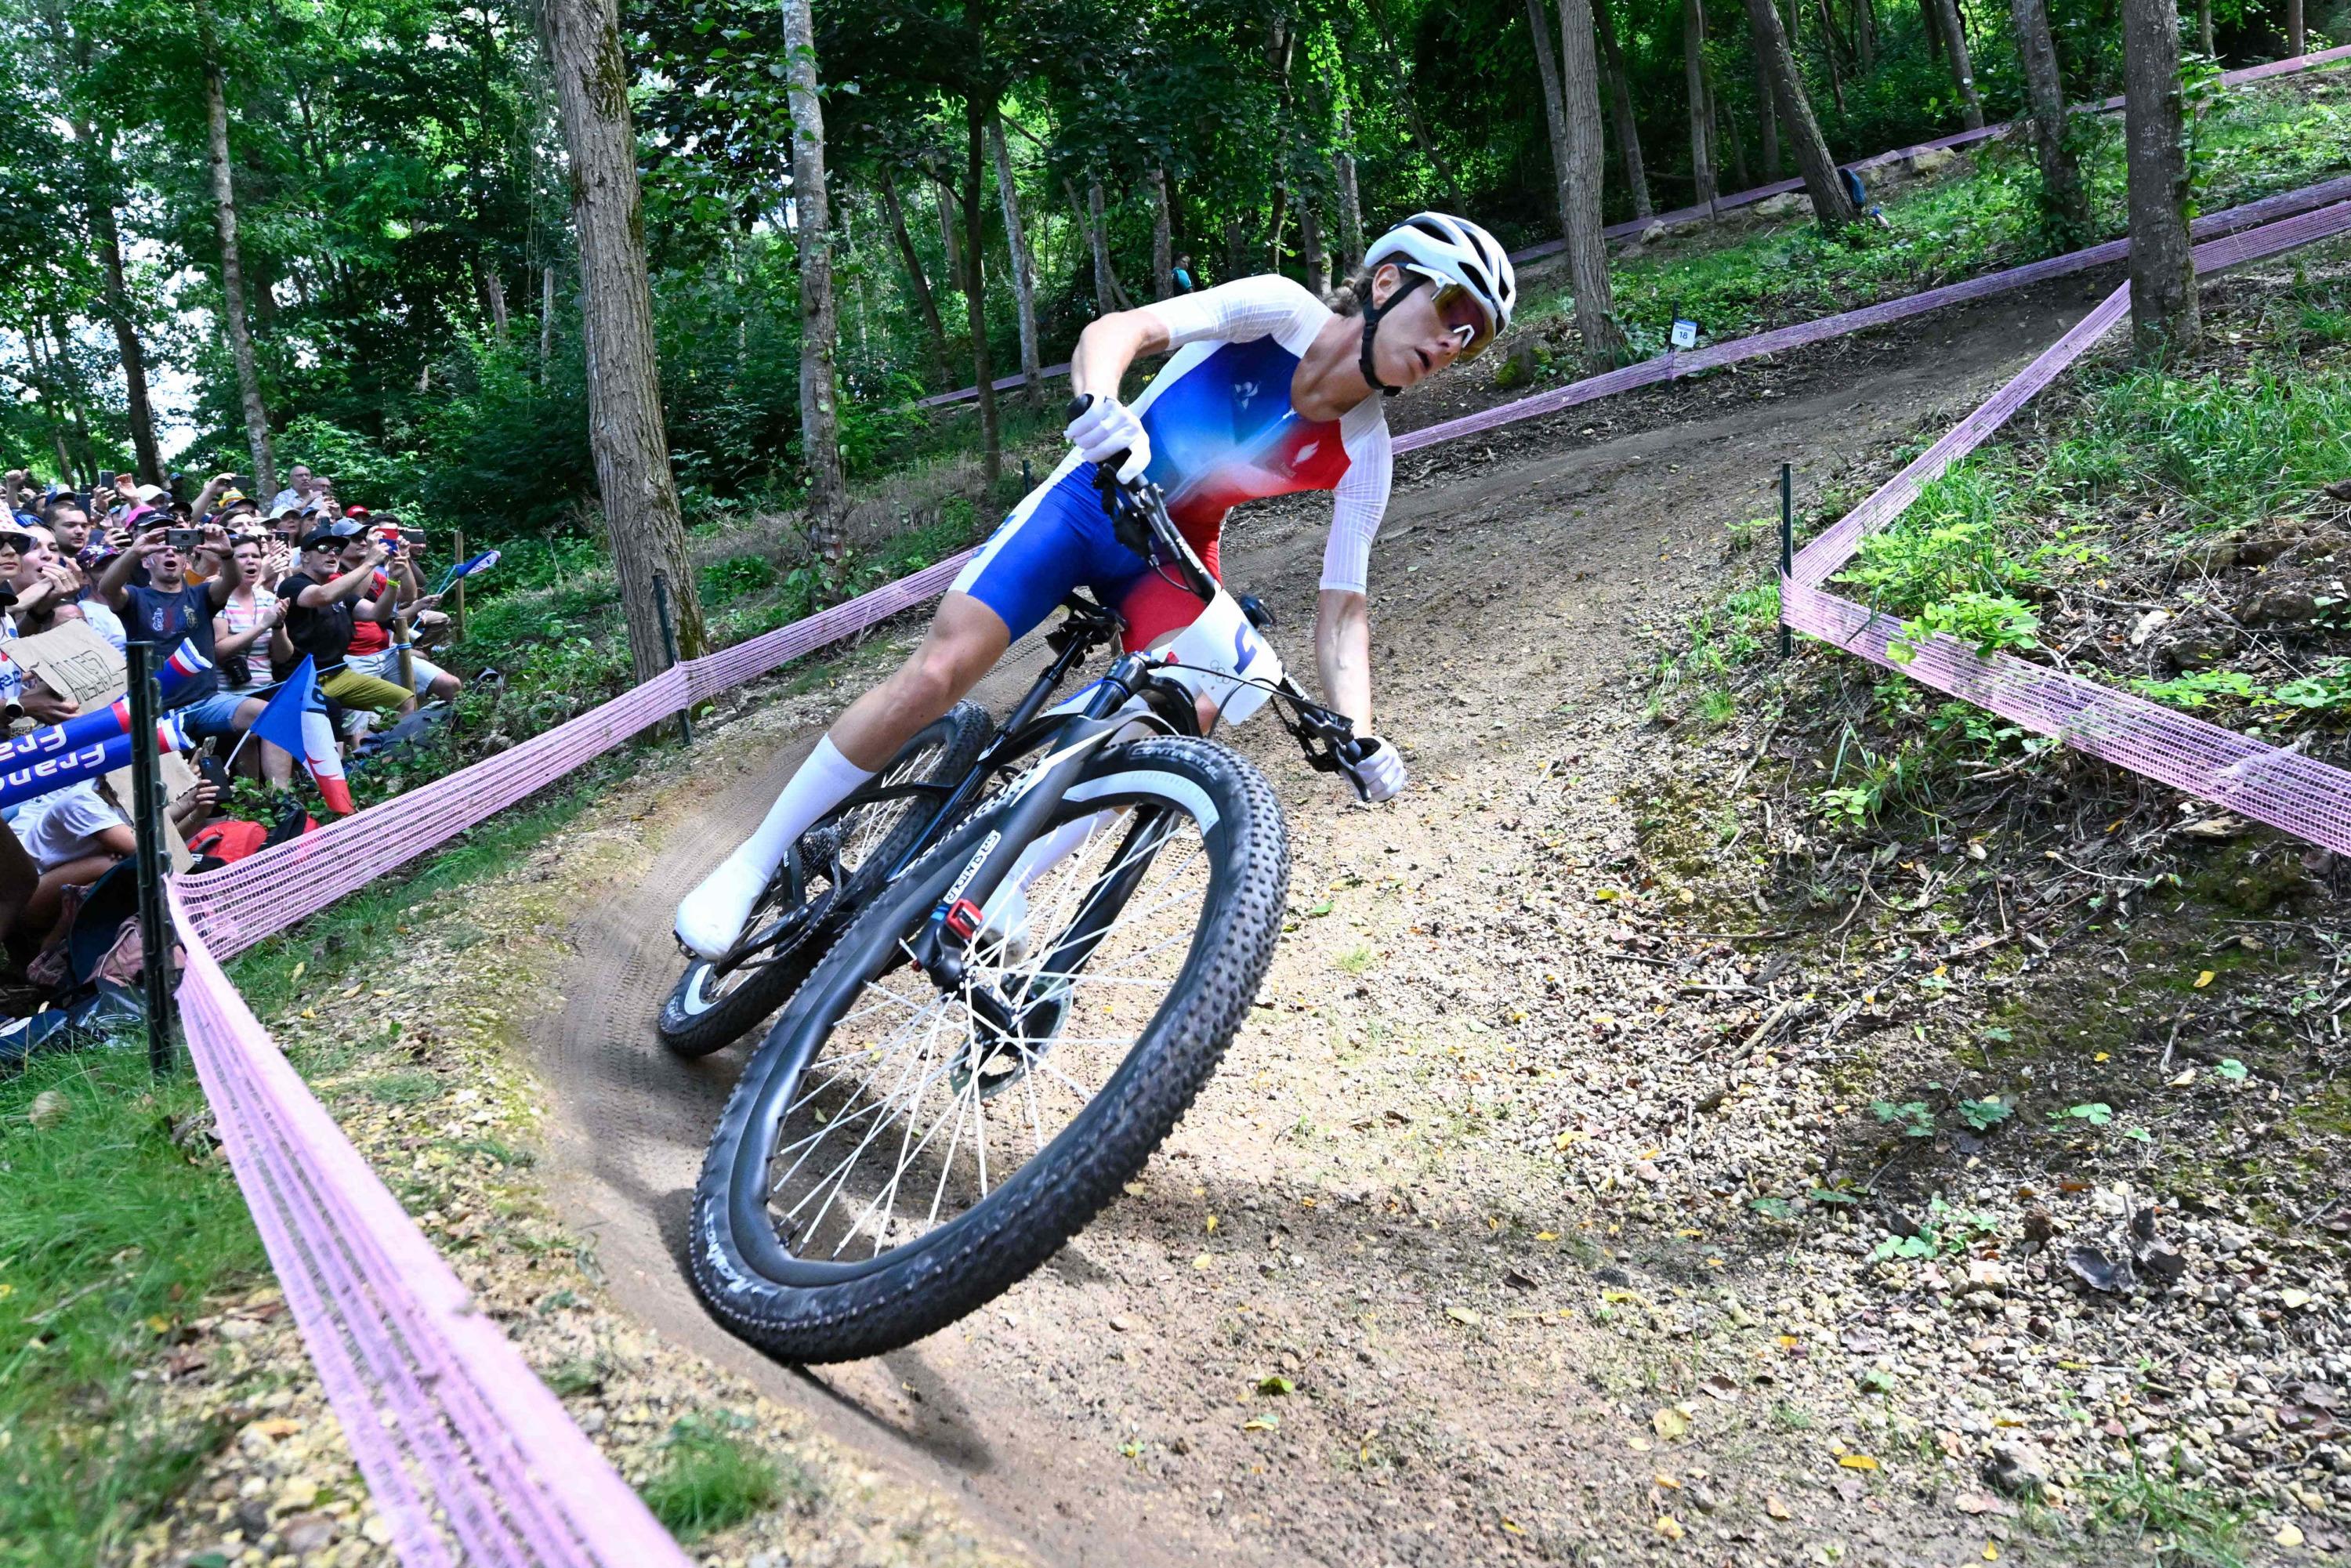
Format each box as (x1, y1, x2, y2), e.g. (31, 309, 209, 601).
(637, 1415, 810, 1541)
(0, 1049, 268, 1566)
(2082, 1465, 2249, 1566)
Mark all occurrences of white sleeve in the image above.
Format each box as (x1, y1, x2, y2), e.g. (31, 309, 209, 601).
(1320, 417, 1393, 596)
(1141, 276, 1328, 357)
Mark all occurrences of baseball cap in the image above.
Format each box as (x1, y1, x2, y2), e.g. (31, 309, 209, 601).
(133, 483, 166, 502)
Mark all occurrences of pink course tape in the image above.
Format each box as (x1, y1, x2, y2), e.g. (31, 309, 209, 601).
(164, 90, 2351, 1564)
(1780, 197, 2351, 859)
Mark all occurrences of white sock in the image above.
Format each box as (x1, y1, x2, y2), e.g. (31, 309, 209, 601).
(732, 734, 876, 878)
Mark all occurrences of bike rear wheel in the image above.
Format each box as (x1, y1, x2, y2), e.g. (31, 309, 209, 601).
(657, 701, 993, 1058)
(688, 737, 1289, 1362)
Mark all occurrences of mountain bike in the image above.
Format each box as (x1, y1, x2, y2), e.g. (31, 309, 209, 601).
(683, 404, 1390, 1362)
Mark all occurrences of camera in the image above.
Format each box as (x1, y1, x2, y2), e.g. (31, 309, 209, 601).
(166, 527, 205, 552)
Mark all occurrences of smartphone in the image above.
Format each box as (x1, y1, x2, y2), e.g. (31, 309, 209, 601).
(398, 527, 426, 549)
(166, 527, 205, 552)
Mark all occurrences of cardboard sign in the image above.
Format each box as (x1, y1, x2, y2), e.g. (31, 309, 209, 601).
(9, 620, 125, 712)
(1670, 318, 1701, 352)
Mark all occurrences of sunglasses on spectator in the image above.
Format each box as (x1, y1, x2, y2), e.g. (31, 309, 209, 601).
(0, 532, 33, 553)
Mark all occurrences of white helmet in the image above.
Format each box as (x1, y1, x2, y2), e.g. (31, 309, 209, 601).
(1363, 212, 1517, 346)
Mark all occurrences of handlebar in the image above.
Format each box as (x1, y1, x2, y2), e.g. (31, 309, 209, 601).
(1065, 395, 1386, 798)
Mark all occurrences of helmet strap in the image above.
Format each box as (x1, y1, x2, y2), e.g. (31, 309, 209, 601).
(1357, 272, 1427, 399)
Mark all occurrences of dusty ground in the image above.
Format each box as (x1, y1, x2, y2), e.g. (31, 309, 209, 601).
(137, 260, 2342, 1567)
(522, 273, 2179, 1566)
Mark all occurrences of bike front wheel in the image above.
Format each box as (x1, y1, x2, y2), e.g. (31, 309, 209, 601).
(658, 701, 994, 1059)
(688, 737, 1290, 1362)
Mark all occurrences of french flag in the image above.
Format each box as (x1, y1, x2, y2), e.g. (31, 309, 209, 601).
(247, 657, 354, 814)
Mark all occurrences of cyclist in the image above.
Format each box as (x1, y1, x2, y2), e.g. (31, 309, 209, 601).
(676, 212, 1516, 958)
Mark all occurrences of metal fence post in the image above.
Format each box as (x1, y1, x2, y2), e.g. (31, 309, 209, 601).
(652, 570, 694, 746)
(125, 641, 176, 1076)
(1779, 463, 1795, 661)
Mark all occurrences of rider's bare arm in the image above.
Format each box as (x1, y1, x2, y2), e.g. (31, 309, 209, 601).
(1069, 310, 1172, 401)
(1314, 589, 1374, 731)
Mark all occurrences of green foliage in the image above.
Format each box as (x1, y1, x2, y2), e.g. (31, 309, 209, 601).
(636, 1416, 806, 1541)
(1956, 1097, 2013, 1132)
(1871, 1099, 1936, 1138)
(0, 1050, 268, 1565)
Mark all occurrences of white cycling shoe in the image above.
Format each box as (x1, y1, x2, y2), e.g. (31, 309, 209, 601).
(675, 856, 773, 961)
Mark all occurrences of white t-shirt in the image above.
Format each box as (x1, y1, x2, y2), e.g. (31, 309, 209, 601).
(16, 778, 129, 873)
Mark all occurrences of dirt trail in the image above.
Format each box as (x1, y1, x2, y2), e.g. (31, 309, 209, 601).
(528, 277, 2115, 1565)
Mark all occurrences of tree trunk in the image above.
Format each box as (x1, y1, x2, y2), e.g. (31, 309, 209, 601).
(1816, 0, 1849, 114)
(2288, 0, 2305, 57)
(934, 176, 964, 291)
(1856, 0, 1878, 67)
(1744, 0, 1860, 224)
(2011, 0, 2092, 240)
(962, 90, 1000, 488)
(1080, 179, 1131, 313)
(91, 192, 161, 483)
(2122, 0, 2199, 357)
(1928, 0, 1986, 128)
(1527, 0, 1578, 244)
(991, 115, 1042, 406)
(1559, 0, 1631, 367)
(539, 0, 708, 675)
(1685, 0, 1719, 215)
(2195, 0, 2212, 54)
(540, 262, 556, 375)
(1335, 100, 1367, 267)
(878, 168, 951, 382)
(1754, 47, 1782, 175)
(1300, 200, 1328, 295)
(1595, 0, 1655, 219)
(195, 0, 276, 500)
(1918, 0, 1943, 62)
(479, 257, 510, 337)
(1223, 215, 1246, 281)
(1150, 165, 1175, 299)
(781, 0, 846, 555)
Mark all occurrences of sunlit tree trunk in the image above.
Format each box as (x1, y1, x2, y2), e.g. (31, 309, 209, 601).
(479, 258, 510, 337)
(962, 88, 1000, 488)
(1596, 0, 1654, 219)
(781, 0, 846, 554)
(2011, 0, 2092, 240)
(1335, 100, 1367, 267)
(878, 169, 950, 382)
(1744, 0, 1860, 224)
(1685, 0, 1719, 215)
(992, 115, 1042, 405)
(196, 0, 276, 498)
(1561, 0, 1631, 365)
(2123, 0, 2199, 358)
(1929, 0, 1986, 128)
(1150, 165, 1175, 299)
(1527, 0, 1578, 242)
(540, 0, 708, 674)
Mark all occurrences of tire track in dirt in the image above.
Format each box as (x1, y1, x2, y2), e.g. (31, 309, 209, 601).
(529, 277, 2114, 1565)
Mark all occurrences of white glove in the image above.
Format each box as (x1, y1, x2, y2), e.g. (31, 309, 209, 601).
(1342, 736, 1407, 803)
(1066, 396, 1151, 483)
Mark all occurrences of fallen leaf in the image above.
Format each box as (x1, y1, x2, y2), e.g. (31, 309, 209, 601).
(1653, 1515, 1684, 1540)
(1255, 1374, 1294, 1395)
(1652, 1406, 1691, 1440)
(1983, 1544, 2000, 1562)
(1701, 1374, 1739, 1402)
(1192, 1254, 1213, 1270)
(1764, 1494, 1791, 1520)
(1838, 1454, 1879, 1472)
(1536, 1230, 1558, 1241)
(1241, 1414, 1278, 1432)
(1626, 1436, 1654, 1453)
(1445, 1305, 1483, 1327)
(1204, 1214, 1218, 1234)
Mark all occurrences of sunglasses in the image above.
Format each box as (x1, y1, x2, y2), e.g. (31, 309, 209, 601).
(0, 533, 31, 553)
(1427, 280, 1499, 360)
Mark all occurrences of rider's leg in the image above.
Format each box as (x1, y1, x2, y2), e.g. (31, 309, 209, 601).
(674, 593, 1010, 958)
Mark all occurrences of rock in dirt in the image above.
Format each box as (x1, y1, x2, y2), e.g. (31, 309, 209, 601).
(1984, 1440, 2051, 1500)
(2064, 1245, 2129, 1294)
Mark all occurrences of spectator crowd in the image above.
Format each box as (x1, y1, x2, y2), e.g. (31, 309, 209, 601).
(0, 462, 467, 993)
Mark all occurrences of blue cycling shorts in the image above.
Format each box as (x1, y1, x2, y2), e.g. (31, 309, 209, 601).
(951, 467, 1151, 643)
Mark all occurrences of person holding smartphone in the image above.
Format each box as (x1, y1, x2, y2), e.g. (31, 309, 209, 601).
(97, 522, 267, 744)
